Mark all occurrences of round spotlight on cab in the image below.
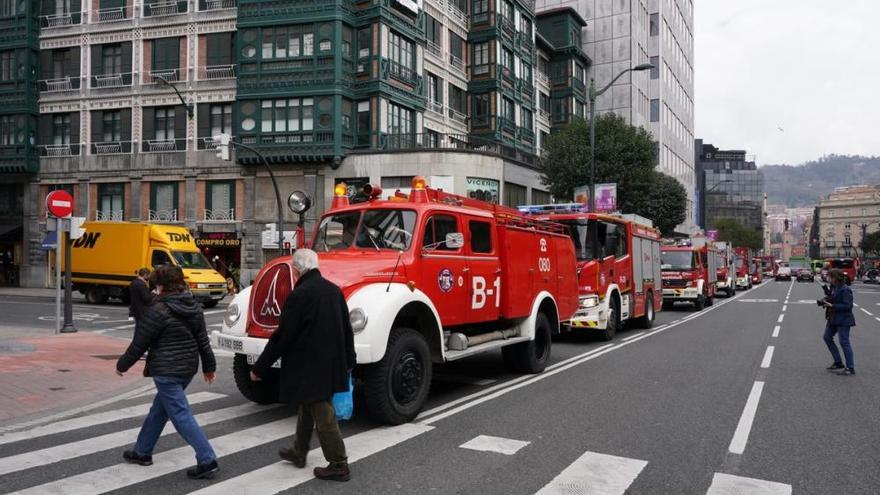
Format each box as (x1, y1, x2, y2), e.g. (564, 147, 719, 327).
(288, 190, 312, 214)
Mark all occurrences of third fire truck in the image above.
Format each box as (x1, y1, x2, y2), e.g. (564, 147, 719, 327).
(713, 241, 736, 297)
(521, 205, 663, 341)
(734, 246, 753, 290)
(661, 237, 719, 310)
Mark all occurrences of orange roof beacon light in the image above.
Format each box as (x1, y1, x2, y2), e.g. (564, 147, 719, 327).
(331, 182, 350, 209)
(410, 176, 428, 203)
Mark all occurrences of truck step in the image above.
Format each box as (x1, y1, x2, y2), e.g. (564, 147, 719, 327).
(444, 336, 530, 362)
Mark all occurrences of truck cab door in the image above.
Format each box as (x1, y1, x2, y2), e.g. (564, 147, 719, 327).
(595, 221, 616, 298)
(151, 250, 172, 268)
(419, 213, 468, 327)
(465, 217, 501, 323)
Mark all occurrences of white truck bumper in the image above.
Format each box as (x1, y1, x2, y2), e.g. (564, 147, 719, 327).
(663, 288, 700, 301)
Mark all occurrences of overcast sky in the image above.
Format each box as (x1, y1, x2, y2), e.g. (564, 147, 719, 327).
(694, 1, 880, 166)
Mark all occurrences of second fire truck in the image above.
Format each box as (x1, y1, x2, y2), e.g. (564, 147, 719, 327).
(661, 237, 720, 310)
(521, 205, 663, 341)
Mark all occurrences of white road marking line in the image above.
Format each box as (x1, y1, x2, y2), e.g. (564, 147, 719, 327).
(728, 381, 765, 455)
(9, 416, 296, 495)
(782, 305, 787, 312)
(459, 435, 530, 455)
(0, 402, 280, 476)
(0, 392, 225, 446)
(534, 450, 648, 495)
(433, 374, 498, 386)
(621, 332, 646, 342)
(875, 316, 880, 323)
(419, 289, 751, 425)
(108, 324, 135, 330)
(777, 314, 784, 323)
(860, 307, 872, 316)
(94, 319, 136, 325)
(772, 325, 780, 338)
(208, 323, 223, 327)
(760, 346, 775, 369)
(203, 309, 226, 315)
(189, 423, 433, 495)
(707, 473, 792, 495)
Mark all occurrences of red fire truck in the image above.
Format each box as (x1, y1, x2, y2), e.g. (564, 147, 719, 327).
(713, 241, 736, 297)
(733, 246, 753, 290)
(520, 205, 663, 341)
(212, 178, 579, 424)
(661, 237, 719, 310)
(758, 256, 777, 278)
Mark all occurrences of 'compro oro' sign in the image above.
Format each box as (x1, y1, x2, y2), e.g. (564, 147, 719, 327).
(196, 232, 241, 248)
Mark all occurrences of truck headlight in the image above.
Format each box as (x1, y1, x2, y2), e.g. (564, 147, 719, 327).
(686, 281, 694, 288)
(224, 303, 241, 328)
(349, 308, 368, 333)
(579, 295, 599, 309)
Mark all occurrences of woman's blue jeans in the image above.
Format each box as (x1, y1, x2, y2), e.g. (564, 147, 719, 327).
(134, 375, 216, 465)
(823, 324, 854, 370)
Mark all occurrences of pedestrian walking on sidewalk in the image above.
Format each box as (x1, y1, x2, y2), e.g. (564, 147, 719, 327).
(821, 269, 856, 375)
(128, 268, 154, 328)
(250, 249, 357, 482)
(116, 265, 220, 479)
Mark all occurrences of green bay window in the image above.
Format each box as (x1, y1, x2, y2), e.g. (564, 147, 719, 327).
(387, 102, 414, 148)
(356, 101, 370, 146)
(388, 31, 415, 82)
(473, 93, 490, 126)
(473, 42, 489, 75)
(472, 0, 488, 23)
(261, 99, 314, 134)
(262, 25, 314, 59)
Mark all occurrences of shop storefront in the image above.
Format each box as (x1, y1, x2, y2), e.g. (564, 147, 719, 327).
(196, 232, 242, 290)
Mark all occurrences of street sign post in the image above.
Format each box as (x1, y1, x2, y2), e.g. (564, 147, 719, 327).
(46, 190, 74, 218)
(46, 191, 80, 334)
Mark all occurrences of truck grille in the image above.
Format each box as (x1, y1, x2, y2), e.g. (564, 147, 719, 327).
(663, 279, 688, 288)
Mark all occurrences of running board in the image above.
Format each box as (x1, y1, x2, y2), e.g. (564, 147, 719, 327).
(444, 336, 530, 362)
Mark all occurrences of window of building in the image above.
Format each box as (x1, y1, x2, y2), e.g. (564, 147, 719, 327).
(102, 44, 122, 75)
(449, 31, 464, 63)
(521, 108, 533, 130)
(520, 17, 532, 36)
(0, 50, 13, 81)
(152, 37, 180, 72)
(155, 107, 176, 141)
(650, 56, 659, 79)
(0, 0, 17, 17)
(98, 183, 124, 219)
(574, 62, 584, 83)
(150, 182, 178, 217)
(552, 97, 566, 122)
(537, 56, 549, 76)
(206, 181, 235, 218)
(532, 189, 551, 205)
(0, 115, 13, 145)
(262, 25, 314, 59)
(341, 99, 352, 131)
(473, 93, 490, 125)
(341, 25, 352, 58)
(427, 72, 442, 104)
(210, 104, 232, 136)
(520, 61, 531, 82)
(357, 27, 370, 60)
(473, 42, 489, 75)
(650, 99, 659, 122)
(356, 101, 370, 145)
(103, 110, 121, 142)
(449, 84, 466, 115)
(261, 98, 314, 133)
(387, 102, 413, 137)
(502, 97, 514, 121)
(504, 182, 526, 207)
(539, 92, 550, 113)
(425, 130, 440, 148)
(382, 176, 415, 189)
(501, 48, 513, 71)
(389, 31, 414, 71)
(500, 0, 513, 21)
(426, 14, 441, 46)
(472, 0, 488, 22)
(52, 114, 71, 145)
(649, 13, 659, 36)
(469, 220, 493, 253)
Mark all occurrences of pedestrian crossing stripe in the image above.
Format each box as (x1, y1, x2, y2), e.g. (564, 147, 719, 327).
(706, 473, 792, 495)
(534, 450, 648, 495)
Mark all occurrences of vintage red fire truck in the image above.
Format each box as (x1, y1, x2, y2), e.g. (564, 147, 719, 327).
(713, 241, 736, 297)
(520, 205, 662, 340)
(733, 246, 753, 290)
(211, 178, 579, 424)
(661, 237, 719, 310)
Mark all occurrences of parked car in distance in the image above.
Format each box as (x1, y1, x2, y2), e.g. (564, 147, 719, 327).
(796, 268, 815, 282)
(776, 262, 792, 281)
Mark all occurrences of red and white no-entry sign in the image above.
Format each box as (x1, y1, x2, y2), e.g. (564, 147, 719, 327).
(46, 190, 74, 218)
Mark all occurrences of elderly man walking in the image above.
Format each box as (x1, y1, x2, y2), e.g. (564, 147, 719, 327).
(250, 249, 356, 481)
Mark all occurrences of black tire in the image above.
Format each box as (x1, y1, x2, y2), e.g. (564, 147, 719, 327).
(203, 300, 220, 309)
(727, 287, 736, 297)
(85, 286, 108, 304)
(634, 295, 655, 329)
(694, 294, 705, 311)
(662, 300, 674, 311)
(233, 354, 280, 404)
(363, 328, 432, 425)
(502, 312, 552, 373)
(706, 293, 715, 306)
(598, 297, 620, 341)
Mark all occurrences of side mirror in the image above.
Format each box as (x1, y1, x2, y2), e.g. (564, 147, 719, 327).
(445, 233, 464, 249)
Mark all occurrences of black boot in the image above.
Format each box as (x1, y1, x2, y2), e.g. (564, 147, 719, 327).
(826, 362, 844, 371)
(279, 447, 306, 468)
(314, 463, 351, 482)
(123, 450, 153, 466)
(186, 460, 219, 479)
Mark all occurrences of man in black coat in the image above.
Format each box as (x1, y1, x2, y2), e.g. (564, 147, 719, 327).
(129, 268, 154, 325)
(251, 248, 356, 482)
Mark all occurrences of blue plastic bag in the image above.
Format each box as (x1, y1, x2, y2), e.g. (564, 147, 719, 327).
(332, 375, 353, 421)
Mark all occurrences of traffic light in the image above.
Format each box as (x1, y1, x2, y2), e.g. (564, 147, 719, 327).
(214, 133, 231, 161)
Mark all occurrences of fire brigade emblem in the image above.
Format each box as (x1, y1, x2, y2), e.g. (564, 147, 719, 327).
(438, 268, 455, 293)
(260, 271, 282, 317)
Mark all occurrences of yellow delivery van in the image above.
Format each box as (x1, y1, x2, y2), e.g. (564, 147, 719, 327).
(68, 222, 227, 307)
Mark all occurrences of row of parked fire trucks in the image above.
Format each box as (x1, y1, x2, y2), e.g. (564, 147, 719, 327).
(211, 178, 764, 424)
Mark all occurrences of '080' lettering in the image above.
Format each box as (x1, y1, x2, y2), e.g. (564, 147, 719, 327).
(472, 276, 500, 309)
(538, 257, 551, 272)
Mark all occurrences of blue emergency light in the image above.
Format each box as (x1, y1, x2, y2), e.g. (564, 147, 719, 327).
(517, 203, 590, 215)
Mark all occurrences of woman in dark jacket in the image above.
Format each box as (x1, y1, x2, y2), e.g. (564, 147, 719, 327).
(822, 269, 856, 375)
(116, 265, 220, 479)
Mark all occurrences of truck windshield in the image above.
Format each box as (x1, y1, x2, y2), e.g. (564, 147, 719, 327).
(661, 251, 694, 270)
(173, 251, 213, 269)
(564, 222, 595, 261)
(832, 259, 854, 269)
(735, 256, 745, 269)
(313, 209, 417, 252)
(790, 259, 808, 269)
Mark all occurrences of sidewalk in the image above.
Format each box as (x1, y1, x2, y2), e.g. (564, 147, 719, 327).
(0, 286, 86, 300)
(0, 331, 145, 427)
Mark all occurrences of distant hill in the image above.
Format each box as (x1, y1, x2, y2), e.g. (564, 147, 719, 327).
(761, 154, 880, 207)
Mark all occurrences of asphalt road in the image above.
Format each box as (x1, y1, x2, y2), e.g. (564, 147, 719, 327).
(1, 280, 878, 494)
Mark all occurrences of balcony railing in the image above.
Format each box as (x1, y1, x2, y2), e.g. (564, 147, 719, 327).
(498, 116, 516, 133)
(40, 12, 82, 28)
(538, 109, 551, 121)
(427, 100, 444, 115)
(426, 41, 441, 58)
(498, 15, 515, 37)
(447, 3, 468, 27)
(149, 209, 178, 222)
(198, 137, 218, 150)
(386, 60, 417, 85)
(96, 6, 131, 22)
(90, 72, 133, 89)
(448, 108, 467, 125)
(96, 210, 124, 221)
(205, 208, 235, 221)
(143, 1, 187, 17)
(199, 64, 236, 80)
(372, 132, 538, 167)
(146, 68, 183, 84)
(92, 141, 132, 154)
(39, 76, 80, 93)
(572, 78, 586, 94)
(535, 71, 549, 86)
(199, 0, 236, 10)
(39, 144, 81, 157)
(144, 139, 186, 152)
(449, 55, 465, 74)
(472, 63, 489, 76)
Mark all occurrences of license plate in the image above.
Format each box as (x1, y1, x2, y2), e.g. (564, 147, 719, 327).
(217, 335, 243, 352)
(246, 354, 281, 368)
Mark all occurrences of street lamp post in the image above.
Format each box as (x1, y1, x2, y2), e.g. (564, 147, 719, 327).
(154, 75, 194, 118)
(588, 62, 654, 212)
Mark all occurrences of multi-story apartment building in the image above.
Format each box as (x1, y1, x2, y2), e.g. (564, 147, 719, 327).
(817, 185, 880, 259)
(535, 0, 695, 232)
(695, 139, 764, 233)
(13, 0, 590, 287)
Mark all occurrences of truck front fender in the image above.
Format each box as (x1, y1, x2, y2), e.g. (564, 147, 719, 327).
(346, 283, 444, 364)
(513, 291, 559, 340)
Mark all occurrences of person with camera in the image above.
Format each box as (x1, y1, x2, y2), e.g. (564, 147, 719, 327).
(820, 269, 856, 375)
